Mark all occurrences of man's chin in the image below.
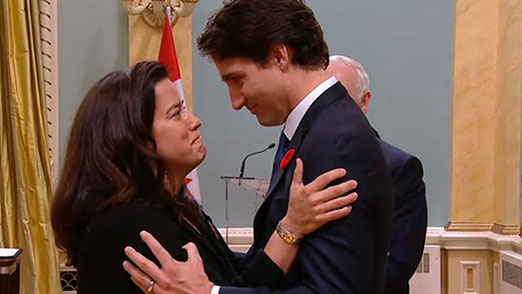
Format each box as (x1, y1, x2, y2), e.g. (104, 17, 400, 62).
(256, 116, 283, 127)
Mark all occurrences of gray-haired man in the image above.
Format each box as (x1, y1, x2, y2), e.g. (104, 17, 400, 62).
(327, 55, 428, 294)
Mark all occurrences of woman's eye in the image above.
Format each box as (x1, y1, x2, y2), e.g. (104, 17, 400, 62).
(170, 110, 181, 119)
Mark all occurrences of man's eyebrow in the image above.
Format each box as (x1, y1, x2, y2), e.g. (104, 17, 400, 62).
(221, 73, 234, 81)
(222, 72, 243, 82)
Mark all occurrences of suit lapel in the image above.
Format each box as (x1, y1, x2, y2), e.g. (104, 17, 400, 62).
(264, 82, 347, 199)
(265, 155, 285, 197)
(254, 82, 348, 244)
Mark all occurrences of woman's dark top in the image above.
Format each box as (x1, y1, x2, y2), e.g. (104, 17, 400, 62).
(77, 201, 291, 293)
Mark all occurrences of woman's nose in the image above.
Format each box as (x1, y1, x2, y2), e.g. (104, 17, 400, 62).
(187, 111, 202, 130)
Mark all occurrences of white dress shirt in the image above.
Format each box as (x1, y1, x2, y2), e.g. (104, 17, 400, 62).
(283, 76, 338, 140)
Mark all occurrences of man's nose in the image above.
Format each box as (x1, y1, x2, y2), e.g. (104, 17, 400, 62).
(229, 91, 246, 110)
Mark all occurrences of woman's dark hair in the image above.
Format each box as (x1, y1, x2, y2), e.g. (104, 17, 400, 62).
(51, 61, 201, 267)
(197, 0, 329, 69)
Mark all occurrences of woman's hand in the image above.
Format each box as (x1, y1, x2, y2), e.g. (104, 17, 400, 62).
(282, 158, 358, 237)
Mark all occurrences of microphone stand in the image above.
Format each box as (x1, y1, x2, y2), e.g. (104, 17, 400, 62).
(238, 143, 275, 178)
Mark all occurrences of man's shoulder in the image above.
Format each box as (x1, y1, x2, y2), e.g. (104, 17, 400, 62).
(378, 139, 424, 186)
(379, 139, 414, 160)
(378, 139, 421, 165)
(310, 99, 374, 142)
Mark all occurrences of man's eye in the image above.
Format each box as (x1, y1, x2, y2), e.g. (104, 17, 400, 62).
(230, 77, 242, 84)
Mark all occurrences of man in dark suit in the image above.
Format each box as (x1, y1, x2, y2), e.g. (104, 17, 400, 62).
(327, 55, 428, 294)
(124, 1, 394, 293)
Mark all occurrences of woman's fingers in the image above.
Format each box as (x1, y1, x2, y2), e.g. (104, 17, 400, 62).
(317, 206, 353, 223)
(292, 158, 304, 187)
(313, 180, 358, 203)
(305, 168, 347, 192)
(316, 192, 358, 214)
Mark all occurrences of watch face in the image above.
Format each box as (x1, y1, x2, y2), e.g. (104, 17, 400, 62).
(282, 232, 297, 244)
(277, 221, 300, 244)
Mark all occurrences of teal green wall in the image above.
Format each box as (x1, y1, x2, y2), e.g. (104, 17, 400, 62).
(58, 0, 128, 163)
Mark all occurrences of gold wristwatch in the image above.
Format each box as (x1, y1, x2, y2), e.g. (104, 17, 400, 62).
(276, 220, 302, 245)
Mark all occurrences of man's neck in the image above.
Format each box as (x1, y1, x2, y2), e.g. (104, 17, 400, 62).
(286, 68, 332, 111)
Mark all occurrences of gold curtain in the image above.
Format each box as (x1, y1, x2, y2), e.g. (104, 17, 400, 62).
(0, 0, 61, 293)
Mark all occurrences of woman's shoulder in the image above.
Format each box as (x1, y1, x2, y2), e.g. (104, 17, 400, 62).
(77, 202, 184, 293)
(83, 201, 184, 248)
(88, 201, 173, 229)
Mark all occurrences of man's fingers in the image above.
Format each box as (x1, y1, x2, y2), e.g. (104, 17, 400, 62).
(130, 277, 148, 294)
(124, 246, 165, 284)
(183, 242, 203, 264)
(140, 231, 176, 267)
(306, 168, 347, 192)
(291, 158, 304, 187)
(123, 261, 150, 293)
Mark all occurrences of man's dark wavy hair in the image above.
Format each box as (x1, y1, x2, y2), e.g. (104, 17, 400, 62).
(51, 61, 201, 268)
(198, 0, 329, 69)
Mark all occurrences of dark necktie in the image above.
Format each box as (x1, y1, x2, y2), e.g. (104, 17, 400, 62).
(266, 132, 290, 197)
(274, 132, 290, 169)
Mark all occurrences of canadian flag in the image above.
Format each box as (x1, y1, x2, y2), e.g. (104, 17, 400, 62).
(158, 12, 201, 203)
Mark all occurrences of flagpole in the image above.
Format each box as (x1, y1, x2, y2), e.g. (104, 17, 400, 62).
(166, 6, 172, 24)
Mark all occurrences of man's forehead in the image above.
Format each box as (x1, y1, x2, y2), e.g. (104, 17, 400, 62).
(214, 57, 256, 77)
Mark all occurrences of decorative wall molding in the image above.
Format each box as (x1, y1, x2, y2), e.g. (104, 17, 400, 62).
(121, 0, 198, 29)
(218, 227, 254, 253)
(40, 0, 59, 181)
(460, 260, 480, 293)
(219, 227, 522, 254)
(446, 221, 520, 235)
(426, 227, 522, 254)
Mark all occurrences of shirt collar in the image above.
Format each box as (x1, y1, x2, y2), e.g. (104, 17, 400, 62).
(283, 76, 338, 140)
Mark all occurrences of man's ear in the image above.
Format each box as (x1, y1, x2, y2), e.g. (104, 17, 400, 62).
(269, 43, 292, 71)
(361, 91, 372, 114)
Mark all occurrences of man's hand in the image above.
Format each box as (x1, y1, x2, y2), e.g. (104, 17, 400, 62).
(123, 231, 214, 294)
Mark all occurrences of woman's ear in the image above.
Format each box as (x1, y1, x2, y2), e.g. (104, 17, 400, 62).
(146, 140, 156, 151)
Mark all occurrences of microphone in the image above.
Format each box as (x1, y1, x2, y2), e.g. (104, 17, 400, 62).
(239, 143, 276, 178)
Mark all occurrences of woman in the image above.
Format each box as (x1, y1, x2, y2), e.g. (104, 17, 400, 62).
(51, 61, 357, 293)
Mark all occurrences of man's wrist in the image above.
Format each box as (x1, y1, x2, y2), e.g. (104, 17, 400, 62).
(211, 285, 220, 294)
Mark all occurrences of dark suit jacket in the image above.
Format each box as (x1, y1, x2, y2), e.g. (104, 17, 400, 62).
(220, 82, 394, 294)
(378, 139, 427, 294)
(77, 201, 291, 294)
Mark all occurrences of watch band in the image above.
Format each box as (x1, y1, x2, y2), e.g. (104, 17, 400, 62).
(276, 220, 302, 245)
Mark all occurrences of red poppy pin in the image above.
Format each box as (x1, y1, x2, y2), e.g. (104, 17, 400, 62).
(280, 149, 296, 169)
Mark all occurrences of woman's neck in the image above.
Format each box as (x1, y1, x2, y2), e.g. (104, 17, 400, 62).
(164, 168, 186, 195)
